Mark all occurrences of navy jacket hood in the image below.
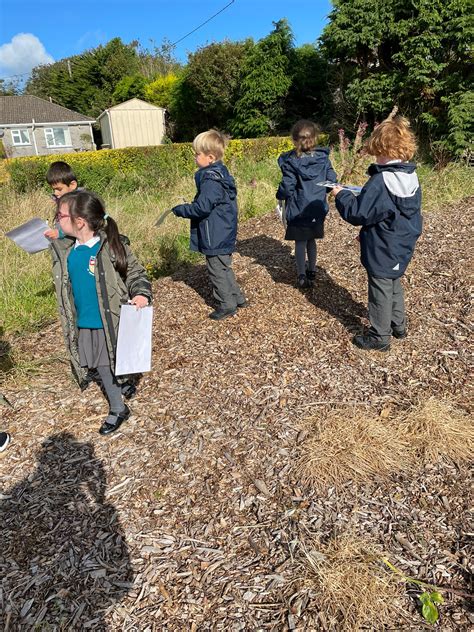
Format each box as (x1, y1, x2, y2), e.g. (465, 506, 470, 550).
(276, 147, 337, 226)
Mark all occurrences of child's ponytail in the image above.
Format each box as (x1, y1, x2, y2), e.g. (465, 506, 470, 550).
(58, 190, 128, 277)
(103, 216, 128, 278)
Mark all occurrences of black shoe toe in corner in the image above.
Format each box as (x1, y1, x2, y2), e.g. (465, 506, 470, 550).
(352, 334, 390, 352)
(98, 405, 131, 435)
(209, 308, 237, 321)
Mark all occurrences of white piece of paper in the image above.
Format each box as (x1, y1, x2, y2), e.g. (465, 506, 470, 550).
(115, 304, 153, 376)
(317, 181, 363, 194)
(5, 218, 50, 253)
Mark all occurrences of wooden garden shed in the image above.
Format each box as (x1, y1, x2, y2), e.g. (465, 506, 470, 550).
(97, 98, 166, 149)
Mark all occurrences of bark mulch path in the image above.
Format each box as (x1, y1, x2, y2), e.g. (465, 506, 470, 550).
(0, 199, 472, 630)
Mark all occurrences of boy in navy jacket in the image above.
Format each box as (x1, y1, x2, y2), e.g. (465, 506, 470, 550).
(172, 130, 246, 321)
(332, 115, 422, 351)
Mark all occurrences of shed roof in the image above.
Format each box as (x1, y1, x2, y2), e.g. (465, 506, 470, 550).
(97, 98, 165, 119)
(0, 95, 95, 125)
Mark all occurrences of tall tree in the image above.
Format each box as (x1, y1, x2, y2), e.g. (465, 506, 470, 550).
(231, 19, 295, 137)
(169, 40, 251, 141)
(321, 0, 473, 155)
(25, 38, 140, 118)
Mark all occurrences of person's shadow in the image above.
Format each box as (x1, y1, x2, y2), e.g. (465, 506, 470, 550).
(0, 432, 133, 630)
(0, 325, 13, 374)
(237, 235, 366, 333)
(172, 262, 215, 308)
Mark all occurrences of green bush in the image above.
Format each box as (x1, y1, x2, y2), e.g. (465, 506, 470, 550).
(5, 137, 293, 195)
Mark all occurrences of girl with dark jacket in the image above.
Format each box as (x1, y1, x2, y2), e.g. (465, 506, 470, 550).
(50, 190, 152, 434)
(276, 120, 337, 288)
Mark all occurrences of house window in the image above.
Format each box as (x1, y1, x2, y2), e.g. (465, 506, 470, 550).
(11, 129, 30, 145)
(44, 127, 71, 148)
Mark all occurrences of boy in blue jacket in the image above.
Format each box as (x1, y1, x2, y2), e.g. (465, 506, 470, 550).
(172, 130, 246, 321)
(332, 115, 422, 352)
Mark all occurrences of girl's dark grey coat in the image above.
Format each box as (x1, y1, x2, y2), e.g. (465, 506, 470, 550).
(276, 147, 337, 227)
(50, 232, 152, 388)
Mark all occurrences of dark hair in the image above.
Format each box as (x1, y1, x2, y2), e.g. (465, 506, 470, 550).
(46, 161, 77, 186)
(291, 119, 320, 156)
(59, 190, 127, 277)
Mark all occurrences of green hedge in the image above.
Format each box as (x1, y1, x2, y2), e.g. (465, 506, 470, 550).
(5, 137, 294, 195)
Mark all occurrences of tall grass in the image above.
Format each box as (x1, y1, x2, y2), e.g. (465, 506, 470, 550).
(0, 156, 472, 335)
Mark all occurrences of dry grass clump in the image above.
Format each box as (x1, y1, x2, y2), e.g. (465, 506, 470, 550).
(297, 409, 412, 492)
(298, 399, 473, 491)
(301, 535, 405, 631)
(401, 398, 474, 464)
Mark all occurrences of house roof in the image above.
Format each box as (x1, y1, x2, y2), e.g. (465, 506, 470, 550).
(0, 95, 95, 125)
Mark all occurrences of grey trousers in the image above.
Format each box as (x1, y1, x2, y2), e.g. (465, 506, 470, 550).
(295, 239, 317, 276)
(367, 275, 406, 342)
(206, 254, 245, 310)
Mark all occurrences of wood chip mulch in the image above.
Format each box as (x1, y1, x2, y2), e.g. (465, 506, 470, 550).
(1, 197, 472, 631)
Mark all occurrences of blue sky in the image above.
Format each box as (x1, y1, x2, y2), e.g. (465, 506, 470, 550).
(0, 0, 333, 81)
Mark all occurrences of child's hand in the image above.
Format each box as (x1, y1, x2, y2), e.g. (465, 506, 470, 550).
(331, 186, 343, 196)
(129, 295, 149, 309)
(44, 228, 59, 239)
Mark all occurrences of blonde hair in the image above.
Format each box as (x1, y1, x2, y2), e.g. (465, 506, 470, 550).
(291, 119, 320, 156)
(193, 129, 228, 161)
(366, 113, 417, 161)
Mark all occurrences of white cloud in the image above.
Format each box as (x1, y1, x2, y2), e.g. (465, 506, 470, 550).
(0, 33, 54, 78)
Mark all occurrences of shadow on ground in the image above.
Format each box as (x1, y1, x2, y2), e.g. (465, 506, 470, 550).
(237, 235, 367, 333)
(0, 432, 133, 630)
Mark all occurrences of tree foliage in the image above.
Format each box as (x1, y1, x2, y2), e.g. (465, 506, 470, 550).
(25, 38, 141, 118)
(321, 0, 473, 155)
(113, 74, 147, 104)
(231, 19, 295, 137)
(145, 74, 179, 109)
(169, 40, 251, 140)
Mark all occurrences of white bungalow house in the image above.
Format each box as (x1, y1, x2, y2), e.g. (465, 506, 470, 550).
(0, 95, 95, 158)
(97, 98, 166, 149)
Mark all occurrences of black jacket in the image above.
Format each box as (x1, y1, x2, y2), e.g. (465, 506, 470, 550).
(172, 162, 238, 256)
(335, 162, 422, 278)
(276, 148, 337, 227)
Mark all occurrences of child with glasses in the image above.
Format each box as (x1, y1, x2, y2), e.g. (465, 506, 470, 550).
(50, 190, 152, 435)
(276, 120, 337, 289)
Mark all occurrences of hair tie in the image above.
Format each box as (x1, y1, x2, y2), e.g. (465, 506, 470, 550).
(103, 213, 109, 220)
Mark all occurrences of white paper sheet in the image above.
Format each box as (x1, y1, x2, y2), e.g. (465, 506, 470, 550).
(5, 218, 50, 253)
(317, 181, 363, 194)
(115, 304, 153, 376)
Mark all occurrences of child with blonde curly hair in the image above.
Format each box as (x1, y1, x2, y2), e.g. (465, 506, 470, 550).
(332, 113, 422, 352)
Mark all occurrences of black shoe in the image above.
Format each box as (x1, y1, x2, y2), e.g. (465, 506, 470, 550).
(297, 274, 311, 289)
(0, 432, 11, 452)
(237, 300, 249, 309)
(392, 328, 407, 339)
(121, 382, 137, 400)
(209, 308, 237, 321)
(99, 405, 131, 435)
(306, 270, 316, 281)
(352, 334, 390, 352)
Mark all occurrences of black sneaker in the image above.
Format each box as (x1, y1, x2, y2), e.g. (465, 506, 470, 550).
(209, 308, 237, 321)
(352, 334, 390, 352)
(0, 432, 11, 452)
(99, 405, 131, 435)
(297, 274, 311, 289)
(306, 270, 316, 281)
(392, 328, 407, 339)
